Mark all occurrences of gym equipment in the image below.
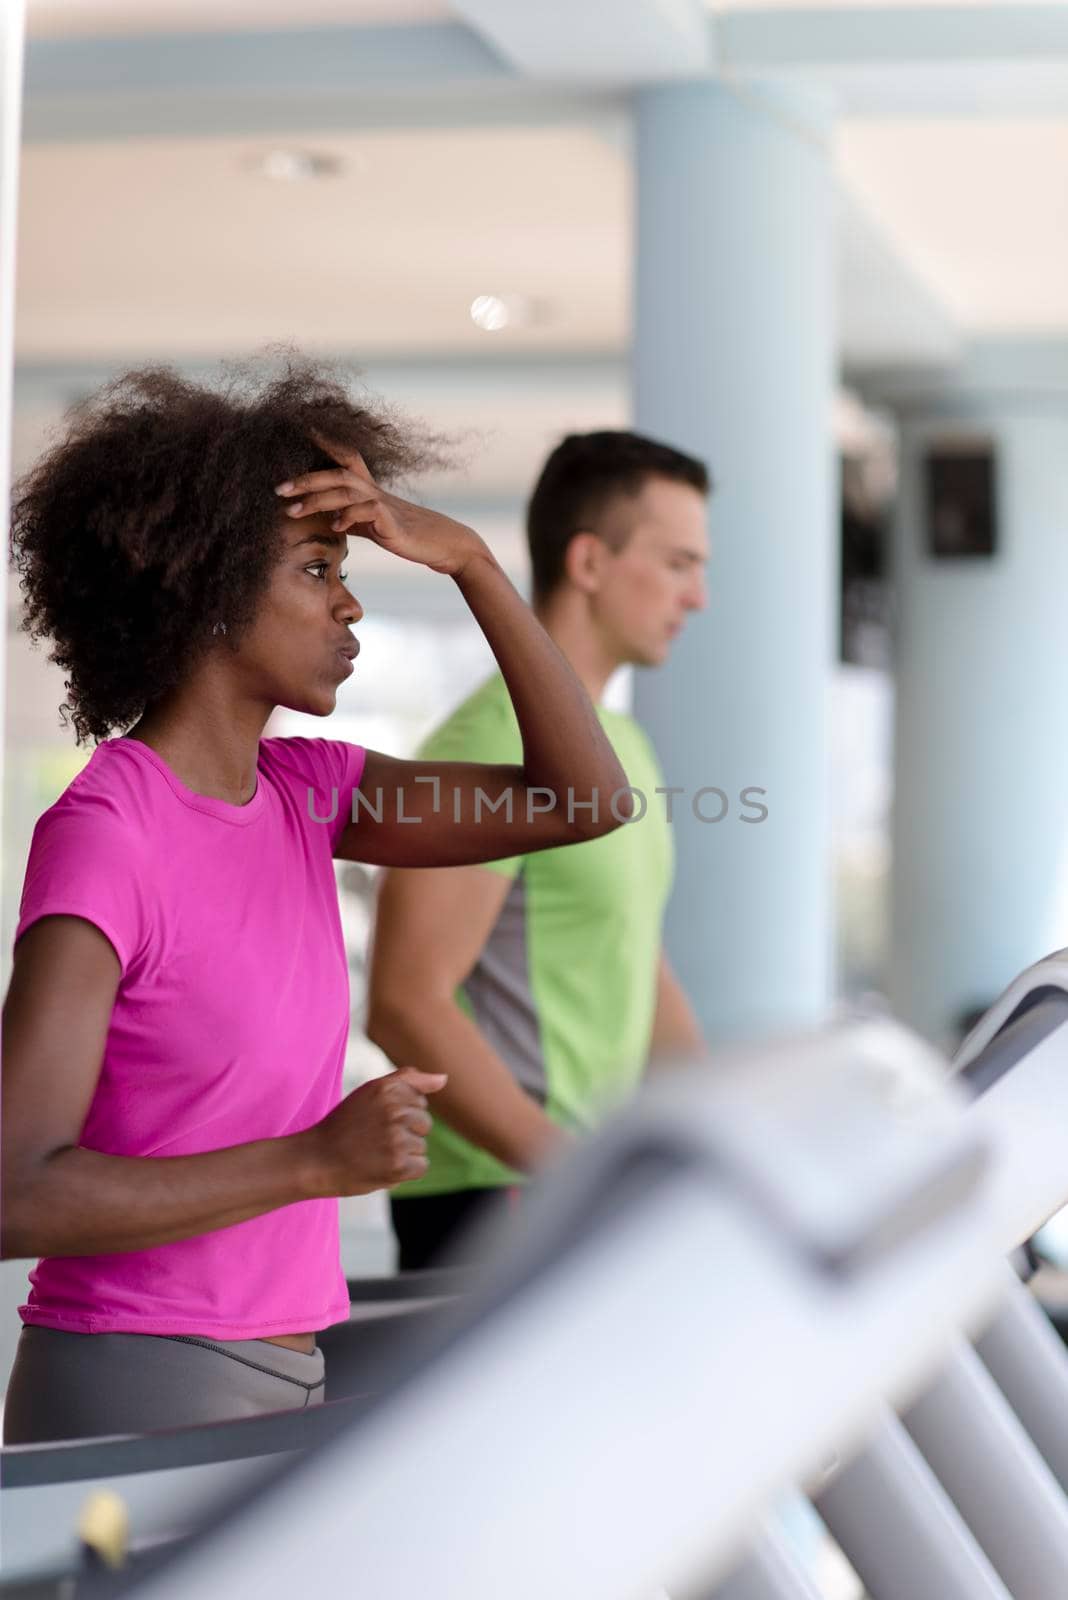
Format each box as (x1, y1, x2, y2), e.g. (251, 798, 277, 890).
(0, 1272, 463, 1592)
(72, 1018, 1021, 1598)
(804, 948, 1068, 1600)
(12, 953, 1068, 1599)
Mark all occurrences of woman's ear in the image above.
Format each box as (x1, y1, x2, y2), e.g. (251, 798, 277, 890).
(562, 531, 607, 596)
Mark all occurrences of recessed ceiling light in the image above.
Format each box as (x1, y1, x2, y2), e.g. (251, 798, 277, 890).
(246, 150, 343, 182)
(470, 293, 537, 333)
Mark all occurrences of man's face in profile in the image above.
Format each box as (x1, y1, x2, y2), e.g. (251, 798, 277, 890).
(591, 476, 709, 667)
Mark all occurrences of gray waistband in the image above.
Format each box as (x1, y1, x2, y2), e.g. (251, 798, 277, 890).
(3, 1326, 327, 1446)
(156, 1334, 325, 1391)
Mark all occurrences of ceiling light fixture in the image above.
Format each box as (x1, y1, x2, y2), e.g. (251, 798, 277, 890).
(246, 150, 343, 182)
(470, 293, 537, 333)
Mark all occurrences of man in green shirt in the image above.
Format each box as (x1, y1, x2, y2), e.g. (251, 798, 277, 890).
(367, 431, 710, 1268)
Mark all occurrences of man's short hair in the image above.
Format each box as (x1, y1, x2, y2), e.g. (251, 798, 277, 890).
(526, 430, 710, 603)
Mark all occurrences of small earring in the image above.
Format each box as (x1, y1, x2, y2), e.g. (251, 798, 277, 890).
(212, 621, 227, 636)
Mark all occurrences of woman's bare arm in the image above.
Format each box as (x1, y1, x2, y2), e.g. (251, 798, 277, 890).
(2, 916, 441, 1258)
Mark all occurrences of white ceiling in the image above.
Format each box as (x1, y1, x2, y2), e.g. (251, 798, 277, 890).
(19, 1, 1068, 362)
(29, 0, 1068, 32)
(15, 127, 627, 360)
(26, 0, 450, 38)
(13, 1, 1063, 610)
(15, 109, 1068, 367)
(837, 119, 1068, 333)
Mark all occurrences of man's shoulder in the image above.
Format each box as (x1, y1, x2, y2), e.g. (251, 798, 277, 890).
(418, 674, 520, 764)
(602, 709, 664, 783)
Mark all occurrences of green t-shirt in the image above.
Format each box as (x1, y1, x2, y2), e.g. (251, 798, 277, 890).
(394, 673, 674, 1198)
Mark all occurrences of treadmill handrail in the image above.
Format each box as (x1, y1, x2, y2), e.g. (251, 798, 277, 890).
(954, 949, 1068, 1078)
(0, 1395, 372, 1490)
(344, 1268, 473, 1303)
(956, 991, 1068, 1094)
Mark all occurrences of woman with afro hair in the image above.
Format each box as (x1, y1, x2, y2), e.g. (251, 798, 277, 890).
(1, 356, 629, 1443)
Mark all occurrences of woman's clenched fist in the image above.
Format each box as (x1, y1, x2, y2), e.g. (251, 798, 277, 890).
(303, 1067, 446, 1196)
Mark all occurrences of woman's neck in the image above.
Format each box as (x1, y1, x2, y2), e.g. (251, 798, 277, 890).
(127, 691, 269, 808)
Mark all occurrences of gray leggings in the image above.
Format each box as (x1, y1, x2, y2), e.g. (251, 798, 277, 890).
(2, 1326, 325, 1445)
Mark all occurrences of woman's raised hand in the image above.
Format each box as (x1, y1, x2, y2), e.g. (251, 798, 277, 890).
(275, 440, 489, 579)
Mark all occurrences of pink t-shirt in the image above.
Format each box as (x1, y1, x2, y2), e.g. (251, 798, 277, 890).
(14, 734, 366, 1339)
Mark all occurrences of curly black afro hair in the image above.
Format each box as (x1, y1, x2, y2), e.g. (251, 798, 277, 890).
(11, 352, 448, 745)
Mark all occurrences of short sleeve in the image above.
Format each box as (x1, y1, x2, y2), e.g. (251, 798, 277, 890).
(15, 809, 151, 978)
(264, 737, 367, 852)
(417, 696, 524, 881)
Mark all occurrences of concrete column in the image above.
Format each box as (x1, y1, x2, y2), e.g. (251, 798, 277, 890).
(884, 343, 1068, 1042)
(633, 82, 836, 1041)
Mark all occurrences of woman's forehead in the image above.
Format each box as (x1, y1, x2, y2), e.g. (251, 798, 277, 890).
(285, 514, 345, 551)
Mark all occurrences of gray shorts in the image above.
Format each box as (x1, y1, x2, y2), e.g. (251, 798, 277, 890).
(2, 1325, 325, 1445)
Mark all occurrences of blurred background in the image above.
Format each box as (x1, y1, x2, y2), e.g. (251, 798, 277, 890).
(6, 0, 1068, 1277)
